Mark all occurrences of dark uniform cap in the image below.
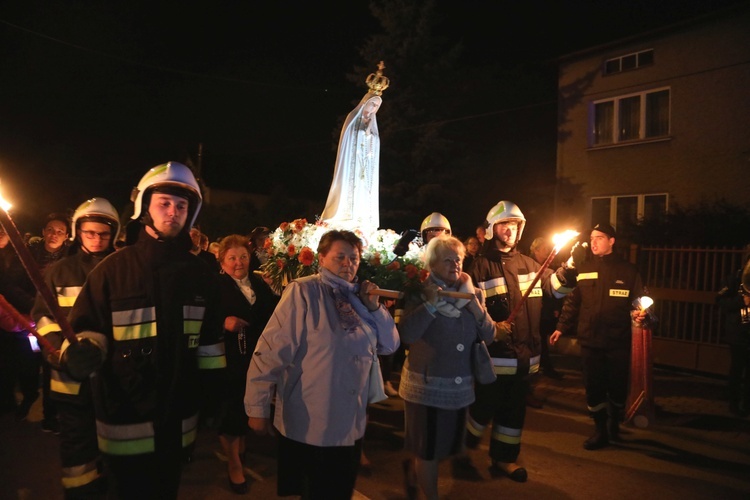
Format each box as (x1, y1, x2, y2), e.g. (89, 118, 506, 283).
(592, 222, 616, 239)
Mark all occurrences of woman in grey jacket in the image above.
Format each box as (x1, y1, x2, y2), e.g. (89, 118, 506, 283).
(399, 236, 495, 500)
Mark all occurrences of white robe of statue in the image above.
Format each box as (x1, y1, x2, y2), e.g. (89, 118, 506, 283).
(321, 92, 382, 231)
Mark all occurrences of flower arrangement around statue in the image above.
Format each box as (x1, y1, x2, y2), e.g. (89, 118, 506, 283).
(260, 218, 427, 296)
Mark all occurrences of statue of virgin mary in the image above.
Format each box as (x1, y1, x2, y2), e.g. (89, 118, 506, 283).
(321, 62, 389, 231)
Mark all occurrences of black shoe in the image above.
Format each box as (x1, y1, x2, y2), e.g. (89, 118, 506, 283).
(15, 393, 38, 420)
(41, 418, 60, 435)
(608, 418, 621, 442)
(451, 455, 483, 481)
(228, 478, 248, 494)
(402, 458, 418, 500)
(492, 461, 527, 482)
(583, 430, 609, 450)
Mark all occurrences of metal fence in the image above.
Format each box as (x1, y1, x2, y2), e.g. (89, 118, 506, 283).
(631, 245, 747, 345)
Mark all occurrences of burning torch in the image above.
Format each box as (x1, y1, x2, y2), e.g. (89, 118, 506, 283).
(506, 230, 579, 324)
(0, 189, 78, 352)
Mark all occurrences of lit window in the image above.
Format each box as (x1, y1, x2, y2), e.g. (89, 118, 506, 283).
(592, 88, 670, 146)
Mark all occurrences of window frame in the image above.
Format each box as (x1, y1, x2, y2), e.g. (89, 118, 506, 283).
(591, 193, 669, 227)
(603, 49, 655, 75)
(590, 87, 671, 147)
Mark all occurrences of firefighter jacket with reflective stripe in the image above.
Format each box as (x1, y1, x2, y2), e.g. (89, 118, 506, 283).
(68, 229, 226, 455)
(32, 249, 110, 402)
(469, 246, 576, 375)
(556, 252, 643, 349)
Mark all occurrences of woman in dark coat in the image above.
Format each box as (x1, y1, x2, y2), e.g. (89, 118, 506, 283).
(216, 234, 278, 493)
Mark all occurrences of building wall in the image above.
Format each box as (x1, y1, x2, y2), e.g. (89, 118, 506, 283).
(556, 7, 750, 225)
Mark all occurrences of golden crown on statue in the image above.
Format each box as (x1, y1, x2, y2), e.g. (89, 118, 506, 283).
(366, 61, 390, 96)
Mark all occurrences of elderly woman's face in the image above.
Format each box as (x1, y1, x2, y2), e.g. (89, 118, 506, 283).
(319, 240, 360, 282)
(432, 248, 463, 286)
(221, 245, 250, 280)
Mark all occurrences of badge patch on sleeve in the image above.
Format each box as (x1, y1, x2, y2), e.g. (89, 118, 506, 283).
(609, 289, 630, 297)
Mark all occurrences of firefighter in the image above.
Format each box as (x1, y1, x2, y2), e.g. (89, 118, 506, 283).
(420, 212, 451, 245)
(550, 223, 646, 450)
(461, 201, 577, 481)
(62, 162, 226, 499)
(33, 197, 120, 498)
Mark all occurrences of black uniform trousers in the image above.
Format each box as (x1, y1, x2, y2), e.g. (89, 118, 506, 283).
(466, 373, 527, 463)
(57, 390, 106, 498)
(581, 345, 630, 414)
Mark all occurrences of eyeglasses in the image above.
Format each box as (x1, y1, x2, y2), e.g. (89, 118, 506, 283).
(80, 230, 112, 240)
(44, 228, 67, 237)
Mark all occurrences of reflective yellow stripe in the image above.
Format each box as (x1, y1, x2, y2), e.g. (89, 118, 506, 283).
(183, 320, 202, 334)
(61, 462, 102, 489)
(112, 307, 156, 325)
(58, 295, 77, 307)
(113, 323, 157, 341)
(98, 436, 155, 455)
(492, 425, 522, 444)
(37, 322, 61, 336)
(478, 277, 507, 298)
(518, 272, 537, 294)
(197, 354, 227, 369)
(112, 307, 157, 340)
(578, 272, 598, 281)
(56, 286, 82, 308)
(466, 416, 485, 437)
(50, 369, 81, 396)
(97, 415, 198, 456)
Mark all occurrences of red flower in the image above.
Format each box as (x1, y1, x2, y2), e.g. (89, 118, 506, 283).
(293, 218, 307, 232)
(405, 264, 418, 279)
(298, 247, 315, 266)
(287, 244, 296, 256)
(370, 253, 382, 266)
(386, 260, 401, 271)
(263, 238, 272, 249)
(276, 259, 285, 269)
(419, 269, 430, 281)
(279, 222, 289, 232)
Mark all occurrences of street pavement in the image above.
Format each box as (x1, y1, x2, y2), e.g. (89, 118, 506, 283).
(2, 347, 749, 499)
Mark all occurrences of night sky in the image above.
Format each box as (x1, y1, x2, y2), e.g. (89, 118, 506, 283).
(0, 1, 741, 236)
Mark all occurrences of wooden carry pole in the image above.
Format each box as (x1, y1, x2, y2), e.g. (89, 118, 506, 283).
(0, 294, 59, 355)
(0, 197, 78, 345)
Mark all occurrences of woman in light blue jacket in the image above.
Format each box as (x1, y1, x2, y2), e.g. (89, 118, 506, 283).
(245, 229, 399, 499)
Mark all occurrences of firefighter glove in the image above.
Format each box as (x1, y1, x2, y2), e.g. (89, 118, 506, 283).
(494, 320, 512, 341)
(62, 336, 105, 381)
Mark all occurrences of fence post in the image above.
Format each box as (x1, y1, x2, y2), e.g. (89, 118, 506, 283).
(629, 243, 638, 265)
